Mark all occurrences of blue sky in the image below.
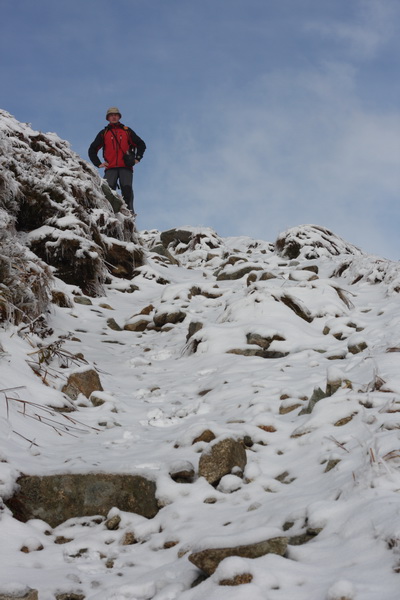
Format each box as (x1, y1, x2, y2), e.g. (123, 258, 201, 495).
(1, 0, 399, 259)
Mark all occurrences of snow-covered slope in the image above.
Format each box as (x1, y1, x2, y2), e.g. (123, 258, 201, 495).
(1, 112, 400, 600)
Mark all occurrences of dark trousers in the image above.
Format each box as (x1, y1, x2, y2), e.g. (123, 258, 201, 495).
(105, 168, 134, 212)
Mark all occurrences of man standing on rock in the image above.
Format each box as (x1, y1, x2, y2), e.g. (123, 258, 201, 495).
(89, 107, 146, 215)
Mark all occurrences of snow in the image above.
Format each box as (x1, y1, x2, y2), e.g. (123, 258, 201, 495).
(2, 231, 400, 599)
(1, 110, 400, 598)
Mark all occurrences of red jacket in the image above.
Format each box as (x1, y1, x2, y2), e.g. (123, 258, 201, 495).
(88, 123, 146, 170)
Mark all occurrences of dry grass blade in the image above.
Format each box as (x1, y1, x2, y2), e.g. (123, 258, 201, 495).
(1, 387, 100, 443)
(325, 435, 350, 453)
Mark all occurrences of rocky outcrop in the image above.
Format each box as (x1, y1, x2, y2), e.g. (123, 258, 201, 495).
(0, 109, 144, 299)
(6, 473, 159, 527)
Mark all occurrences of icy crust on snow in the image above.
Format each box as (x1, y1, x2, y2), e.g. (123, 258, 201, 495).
(1, 222, 400, 598)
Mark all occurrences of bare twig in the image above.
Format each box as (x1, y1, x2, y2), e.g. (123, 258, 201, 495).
(1, 387, 100, 444)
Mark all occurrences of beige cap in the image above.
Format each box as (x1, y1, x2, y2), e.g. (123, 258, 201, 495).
(106, 107, 121, 119)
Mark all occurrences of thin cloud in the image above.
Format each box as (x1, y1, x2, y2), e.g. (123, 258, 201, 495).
(141, 61, 400, 258)
(305, 0, 398, 60)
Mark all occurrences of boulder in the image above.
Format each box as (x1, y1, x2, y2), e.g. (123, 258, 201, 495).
(198, 438, 247, 485)
(6, 473, 159, 527)
(62, 368, 103, 400)
(189, 536, 287, 575)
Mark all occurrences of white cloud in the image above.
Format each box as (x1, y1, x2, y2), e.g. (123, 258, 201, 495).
(305, 0, 398, 60)
(141, 60, 400, 258)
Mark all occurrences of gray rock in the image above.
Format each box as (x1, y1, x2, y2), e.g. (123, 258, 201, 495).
(279, 294, 313, 322)
(55, 594, 85, 600)
(192, 429, 216, 444)
(324, 459, 341, 472)
(0, 589, 38, 600)
(219, 573, 253, 586)
(348, 341, 368, 354)
(124, 318, 150, 332)
(216, 266, 262, 281)
(189, 536, 288, 575)
(288, 528, 322, 546)
(169, 461, 195, 483)
(105, 514, 121, 530)
(90, 393, 106, 407)
(153, 310, 186, 328)
(186, 321, 203, 342)
(73, 296, 92, 306)
(326, 373, 348, 397)
(6, 473, 158, 527)
(150, 243, 180, 265)
(198, 438, 247, 485)
(62, 368, 103, 400)
(107, 317, 122, 331)
(299, 387, 326, 415)
(104, 240, 143, 280)
(51, 290, 73, 308)
(259, 271, 277, 280)
(101, 180, 123, 213)
(160, 228, 194, 247)
(227, 347, 288, 359)
(227, 348, 264, 358)
(228, 333, 290, 360)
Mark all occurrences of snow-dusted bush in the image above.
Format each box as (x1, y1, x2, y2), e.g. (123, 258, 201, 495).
(0, 212, 52, 325)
